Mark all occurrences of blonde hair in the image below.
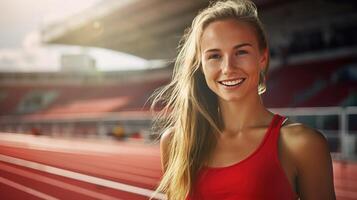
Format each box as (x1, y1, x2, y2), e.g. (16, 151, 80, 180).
(150, 0, 269, 199)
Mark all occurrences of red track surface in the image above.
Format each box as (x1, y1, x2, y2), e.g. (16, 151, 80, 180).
(0, 133, 356, 200)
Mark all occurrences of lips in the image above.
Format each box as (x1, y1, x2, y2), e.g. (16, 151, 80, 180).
(218, 78, 246, 87)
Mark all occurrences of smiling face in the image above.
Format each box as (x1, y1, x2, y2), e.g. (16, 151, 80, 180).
(200, 18, 268, 102)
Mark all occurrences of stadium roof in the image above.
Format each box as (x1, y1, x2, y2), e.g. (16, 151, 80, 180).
(42, 0, 283, 60)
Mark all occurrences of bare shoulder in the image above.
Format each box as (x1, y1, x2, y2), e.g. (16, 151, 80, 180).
(159, 127, 174, 172)
(160, 127, 174, 150)
(280, 121, 336, 199)
(280, 121, 331, 167)
(280, 122, 330, 157)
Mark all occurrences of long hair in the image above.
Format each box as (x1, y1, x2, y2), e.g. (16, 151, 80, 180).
(150, 1, 269, 199)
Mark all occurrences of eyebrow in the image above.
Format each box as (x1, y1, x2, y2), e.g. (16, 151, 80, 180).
(204, 43, 253, 53)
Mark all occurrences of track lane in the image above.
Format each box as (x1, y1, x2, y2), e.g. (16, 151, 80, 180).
(0, 133, 356, 200)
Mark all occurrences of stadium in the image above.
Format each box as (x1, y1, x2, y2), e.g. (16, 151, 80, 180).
(0, 0, 356, 199)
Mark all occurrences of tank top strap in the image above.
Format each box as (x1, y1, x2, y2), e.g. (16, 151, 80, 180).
(261, 114, 287, 158)
(271, 114, 287, 137)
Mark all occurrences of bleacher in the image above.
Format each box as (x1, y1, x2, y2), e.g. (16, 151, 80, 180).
(0, 69, 171, 138)
(0, 76, 169, 116)
(264, 56, 357, 108)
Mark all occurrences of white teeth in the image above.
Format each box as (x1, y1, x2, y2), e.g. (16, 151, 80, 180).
(220, 79, 244, 86)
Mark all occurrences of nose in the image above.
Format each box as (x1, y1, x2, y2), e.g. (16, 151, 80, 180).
(221, 54, 236, 75)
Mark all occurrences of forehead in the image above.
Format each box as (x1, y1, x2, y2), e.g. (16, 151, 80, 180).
(200, 19, 258, 51)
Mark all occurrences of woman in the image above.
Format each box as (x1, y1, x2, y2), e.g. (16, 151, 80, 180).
(150, 0, 336, 199)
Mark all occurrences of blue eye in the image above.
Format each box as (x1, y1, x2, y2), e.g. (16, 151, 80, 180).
(208, 54, 221, 60)
(236, 50, 248, 55)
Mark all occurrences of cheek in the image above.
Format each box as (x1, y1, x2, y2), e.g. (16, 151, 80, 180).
(202, 65, 218, 83)
(240, 57, 260, 75)
(201, 65, 219, 91)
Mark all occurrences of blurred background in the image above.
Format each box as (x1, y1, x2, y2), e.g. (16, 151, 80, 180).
(0, 0, 356, 199)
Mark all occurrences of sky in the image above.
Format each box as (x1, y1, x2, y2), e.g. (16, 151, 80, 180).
(0, 0, 151, 72)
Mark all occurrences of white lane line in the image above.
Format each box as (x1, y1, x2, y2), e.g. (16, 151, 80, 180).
(0, 162, 122, 200)
(0, 176, 60, 200)
(0, 154, 166, 200)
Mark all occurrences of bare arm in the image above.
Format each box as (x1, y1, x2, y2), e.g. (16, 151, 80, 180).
(289, 125, 336, 200)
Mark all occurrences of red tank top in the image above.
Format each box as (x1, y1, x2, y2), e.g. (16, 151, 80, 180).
(187, 114, 298, 200)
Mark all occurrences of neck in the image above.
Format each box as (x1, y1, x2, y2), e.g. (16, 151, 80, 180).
(218, 92, 273, 134)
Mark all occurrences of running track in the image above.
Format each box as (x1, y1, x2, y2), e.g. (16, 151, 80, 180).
(0, 133, 356, 200)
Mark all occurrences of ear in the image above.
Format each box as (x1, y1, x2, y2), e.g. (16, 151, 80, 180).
(259, 48, 268, 71)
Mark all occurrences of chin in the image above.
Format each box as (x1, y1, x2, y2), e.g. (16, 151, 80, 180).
(219, 95, 244, 102)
